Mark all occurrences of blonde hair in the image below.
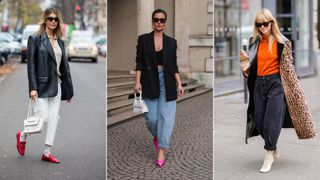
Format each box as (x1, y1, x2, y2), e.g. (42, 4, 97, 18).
(252, 8, 284, 52)
(37, 8, 64, 38)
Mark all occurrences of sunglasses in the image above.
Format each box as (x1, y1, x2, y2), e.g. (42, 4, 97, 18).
(47, 17, 59, 22)
(153, 18, 166, 24)
(255, 21, 271, 28)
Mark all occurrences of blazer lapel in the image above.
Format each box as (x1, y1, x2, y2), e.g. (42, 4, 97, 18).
(162, 33, 168, 67)
(40, 33, 56, 63)
(147, 31, 157, 66)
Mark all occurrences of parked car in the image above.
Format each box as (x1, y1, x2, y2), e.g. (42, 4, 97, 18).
(20, 25, 39, 62)
(0, 45, 10, 61)
(95, 36, 106, 57)
(0, 34, 21, 55)
(67, 37, 99, 62)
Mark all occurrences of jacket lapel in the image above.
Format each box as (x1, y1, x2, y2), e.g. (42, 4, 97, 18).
(147, 31, 157, 67)
(162, 33, 168, 68)
(40, 33, 56, 63)
(277, 42, 285, 62)
(248, 37, 260, 65)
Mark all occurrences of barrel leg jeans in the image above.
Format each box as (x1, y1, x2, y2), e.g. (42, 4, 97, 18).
(144, 70, 176, 149)
(253, 74, 286, 150)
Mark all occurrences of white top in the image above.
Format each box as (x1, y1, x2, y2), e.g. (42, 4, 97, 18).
(49, 35, 62, 83)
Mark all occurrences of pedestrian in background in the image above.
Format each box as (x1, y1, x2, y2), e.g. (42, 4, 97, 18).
(134, 8, 184, 168)
(16, 7, 74, 163)
(242, 8, 316, 173)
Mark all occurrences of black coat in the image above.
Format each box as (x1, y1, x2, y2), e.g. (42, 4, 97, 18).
(27, 33, 74, 100)
(135, 31, 179, 101)
(245, 37, 293, 144)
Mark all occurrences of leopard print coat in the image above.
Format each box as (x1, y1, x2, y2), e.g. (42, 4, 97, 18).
(245, 36, 316, 143)
(279, 40, 316, 139)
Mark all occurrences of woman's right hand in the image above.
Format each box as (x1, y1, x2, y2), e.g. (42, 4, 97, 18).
(134, 83, 142, 93)
(30, 90, 38, 101)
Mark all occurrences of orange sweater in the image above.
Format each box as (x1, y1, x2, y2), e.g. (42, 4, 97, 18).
(257, 36, 279, 76)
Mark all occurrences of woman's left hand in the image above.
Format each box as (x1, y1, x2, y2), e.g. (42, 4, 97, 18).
(178, 84, 184, 97)
(67, 99, 72, 103)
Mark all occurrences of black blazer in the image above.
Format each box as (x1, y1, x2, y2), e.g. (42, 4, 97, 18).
(135, 31, 179, 101)
(27, 33, 74, 100)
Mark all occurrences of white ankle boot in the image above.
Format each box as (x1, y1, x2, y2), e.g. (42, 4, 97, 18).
(260, 151, 274, 173)
(273, 148, 280, 159)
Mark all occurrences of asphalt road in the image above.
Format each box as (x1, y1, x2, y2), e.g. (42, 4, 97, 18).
(0, 57, 106, 180)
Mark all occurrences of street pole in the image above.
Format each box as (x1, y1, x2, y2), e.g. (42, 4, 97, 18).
(242, 38, 248, 104)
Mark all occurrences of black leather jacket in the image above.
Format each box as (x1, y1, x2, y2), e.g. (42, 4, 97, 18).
(27, 33, 74, 100)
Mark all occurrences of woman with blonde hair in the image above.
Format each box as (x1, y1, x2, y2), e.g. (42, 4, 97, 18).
(16, 7, 73, 163)
(242, 8, 315, 173)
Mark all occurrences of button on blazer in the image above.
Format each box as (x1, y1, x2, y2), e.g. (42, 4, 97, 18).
(135, 31, 179, 101)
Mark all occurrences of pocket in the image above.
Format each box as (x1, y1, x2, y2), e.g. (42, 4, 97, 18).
(37, 77, 48, 83)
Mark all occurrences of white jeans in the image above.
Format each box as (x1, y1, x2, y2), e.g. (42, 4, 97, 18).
(33, 83, 61, 146)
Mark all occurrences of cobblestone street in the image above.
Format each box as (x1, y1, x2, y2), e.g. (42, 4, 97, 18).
(107, 92, 213, 179)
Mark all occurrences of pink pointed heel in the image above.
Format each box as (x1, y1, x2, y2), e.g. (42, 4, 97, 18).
(156, 159, 165, 167)
(153, 137, 159, 151)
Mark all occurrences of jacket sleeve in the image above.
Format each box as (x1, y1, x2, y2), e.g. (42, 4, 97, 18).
(173, 40, 179, 74)
(135, 36, 143, 71)
(27, 35, 38, 92)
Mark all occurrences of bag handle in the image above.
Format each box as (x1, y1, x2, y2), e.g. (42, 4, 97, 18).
(27, 99, 39, 118)
(134, 92, 142, 101)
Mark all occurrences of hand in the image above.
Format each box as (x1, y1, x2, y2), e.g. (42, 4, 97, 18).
(30, 90, 38, 101)
(240, 49, 249, 60)
(178, 84, 184, 97)
(67, 99, 72, 103)
(134, 83, 142, 93)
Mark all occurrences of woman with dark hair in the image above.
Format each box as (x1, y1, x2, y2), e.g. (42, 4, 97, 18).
(242, 9, 315, 173)
(16, 7, 74, 163)
(134, 8, 184, 167)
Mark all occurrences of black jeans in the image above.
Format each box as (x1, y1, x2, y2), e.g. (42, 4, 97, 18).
(254, 74, 286, 150)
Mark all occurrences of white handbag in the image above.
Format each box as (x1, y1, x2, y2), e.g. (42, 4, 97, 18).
(23, 99, 44, 134)
(133, 92, 149, 114)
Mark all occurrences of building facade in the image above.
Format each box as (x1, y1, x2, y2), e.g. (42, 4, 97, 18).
(107, 0, 213, 88)
(214, 0, 319, 95)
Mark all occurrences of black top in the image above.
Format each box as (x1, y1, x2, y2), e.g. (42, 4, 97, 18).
(155, 49, 163, 65)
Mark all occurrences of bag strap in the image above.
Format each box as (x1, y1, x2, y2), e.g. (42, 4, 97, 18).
(27, 99, 39, 118)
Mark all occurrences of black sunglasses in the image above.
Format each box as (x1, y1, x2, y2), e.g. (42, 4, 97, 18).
(47, 17, 59, 22)
(255, 21, 271, 28)
(153, 18, 166, 24)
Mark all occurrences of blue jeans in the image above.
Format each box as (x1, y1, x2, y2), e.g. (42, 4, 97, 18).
(144, 69, 176, 149)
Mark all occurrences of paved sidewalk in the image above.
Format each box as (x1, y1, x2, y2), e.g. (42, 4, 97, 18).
(107, 92, 213, 179)
(215, 74, 320, 179)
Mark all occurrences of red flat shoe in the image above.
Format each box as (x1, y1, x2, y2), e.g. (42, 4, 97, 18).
(41, 154, 60, 163)
(16, 131, 26, 156)
(153, 137, 159, 151)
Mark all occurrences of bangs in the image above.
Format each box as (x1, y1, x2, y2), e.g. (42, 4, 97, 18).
(255, 12, 271, 23)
